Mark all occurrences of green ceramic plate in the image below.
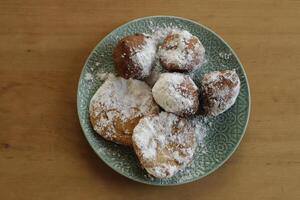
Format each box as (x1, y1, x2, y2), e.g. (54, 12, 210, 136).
(77, 16, 250, 185)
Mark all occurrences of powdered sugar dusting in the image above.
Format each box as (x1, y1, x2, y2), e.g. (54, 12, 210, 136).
(144, 58, 165, 87)
(86, 24, 235, 180)
(90, 74, 157, 121)
(89, 74, 159, 142)
(84, 72, 93, 81)
(152, 73, 198, 116)
(142, 27, 206, 87)
(150, 26, 181, 46)
(190, 116, 209, 149)
(157, 29, 205, 71)
(201, 70, 240, 116)
(129, 35, 156, 78)
(96, 72, 111, 81)
(132, 112, 197, 178)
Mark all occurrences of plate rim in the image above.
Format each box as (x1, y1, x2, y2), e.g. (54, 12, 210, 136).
(77, 15, 251, 186)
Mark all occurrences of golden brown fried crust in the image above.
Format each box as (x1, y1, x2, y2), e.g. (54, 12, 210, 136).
(113, 34, 146, 79)
(90, 106, 159, 146)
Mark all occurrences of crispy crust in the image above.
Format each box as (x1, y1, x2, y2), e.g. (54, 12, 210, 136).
(90, 108, 146, 146)
(113, 34, 151, 79)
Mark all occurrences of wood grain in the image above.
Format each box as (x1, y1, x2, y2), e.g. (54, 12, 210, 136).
(0, 0, 299, 199)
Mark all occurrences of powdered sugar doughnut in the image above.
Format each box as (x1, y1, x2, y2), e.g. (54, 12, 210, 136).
(132, 112, 197, 178)
(158, 30, 205, 72)
(152, 73, 199, 116)
(113, 33, 156, 79)
(89, 74, 159, 146)
(201, 70, 240, 116)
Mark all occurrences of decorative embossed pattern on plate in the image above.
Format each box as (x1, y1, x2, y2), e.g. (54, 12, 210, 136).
(77, 16, 250, 185)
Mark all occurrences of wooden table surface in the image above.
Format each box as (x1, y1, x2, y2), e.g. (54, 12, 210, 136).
(1, 0, 299, 199)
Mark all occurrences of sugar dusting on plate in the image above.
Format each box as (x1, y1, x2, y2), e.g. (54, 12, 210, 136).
(86, 21, 212, 180)
(84, 72, 93, 81)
